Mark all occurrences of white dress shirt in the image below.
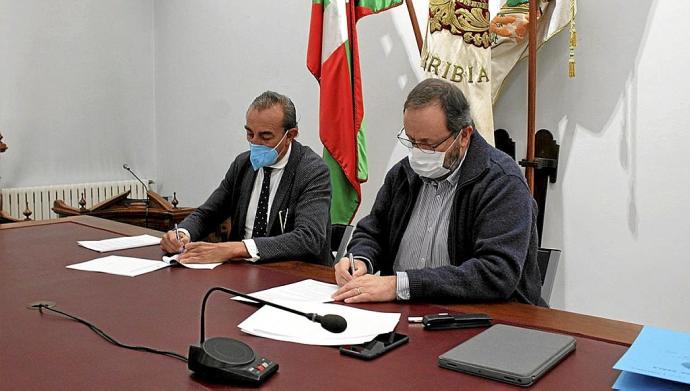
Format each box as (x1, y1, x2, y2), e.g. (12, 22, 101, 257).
(241, 142, 292, 261)
(176, 143, 291, 262)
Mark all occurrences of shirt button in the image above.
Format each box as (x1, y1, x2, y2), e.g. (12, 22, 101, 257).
(436, 195, 441, 200)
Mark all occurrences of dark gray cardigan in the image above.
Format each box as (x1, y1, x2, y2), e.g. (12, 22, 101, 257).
(179, 140, 332, 265)
(349, 132, 545, 305)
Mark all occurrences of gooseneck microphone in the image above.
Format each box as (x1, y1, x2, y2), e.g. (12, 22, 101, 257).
(28, 285, 349, 386)
(188, 286, 347, 384)
(199, 287, 347, 341)
(122, 163, 150, 228)
(122, 163, 149, 193)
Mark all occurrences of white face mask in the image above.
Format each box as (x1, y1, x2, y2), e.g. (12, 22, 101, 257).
(408, 133, 462, 179)
(408, 148, 451, 179)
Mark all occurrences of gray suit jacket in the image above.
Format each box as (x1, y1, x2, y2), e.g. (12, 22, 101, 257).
(179, 140, 332, 265)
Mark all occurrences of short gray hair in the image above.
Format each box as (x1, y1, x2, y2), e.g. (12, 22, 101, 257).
(404, 79, 473, 135)
(249, 91, 298, 130)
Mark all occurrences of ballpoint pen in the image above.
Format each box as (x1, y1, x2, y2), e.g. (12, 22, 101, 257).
(278, 208, 289, 234)
(348, 252, 355, 276)
(174, 223, 184, 252)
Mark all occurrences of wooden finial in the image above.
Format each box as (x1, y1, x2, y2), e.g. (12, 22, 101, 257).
(0, 132, 7, 153)
(79, 192, 87, 211)
(23, 202, 32, 221)
(171, 192, 179, 209)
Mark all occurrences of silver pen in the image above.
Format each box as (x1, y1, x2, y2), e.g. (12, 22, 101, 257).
(278, 209, 288, 234)
(349, 252, 355, 276)
(174, 223, 184, 252)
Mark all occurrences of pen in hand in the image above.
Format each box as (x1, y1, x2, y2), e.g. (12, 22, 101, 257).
(349, 252, 356, 277)
(174, 223, 185, 253)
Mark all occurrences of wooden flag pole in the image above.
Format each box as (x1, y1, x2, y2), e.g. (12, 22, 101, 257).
(526, 0, 538, 193)
(0, 133, 7, 218)
(405, 0, 423, 54)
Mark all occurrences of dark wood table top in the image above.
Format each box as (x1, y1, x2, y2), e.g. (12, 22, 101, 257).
(0, 216, 640, 390)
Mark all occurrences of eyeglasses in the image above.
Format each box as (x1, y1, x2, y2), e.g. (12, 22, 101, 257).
(397, 127, 457, 154)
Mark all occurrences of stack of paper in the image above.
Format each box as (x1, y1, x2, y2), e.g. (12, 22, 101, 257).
(67, 254, 221, 277)
(612, 326, 690, 390)
(238, 300, 401, 346)
(233, 279, 338, 304)
(78, 234, 161, 252)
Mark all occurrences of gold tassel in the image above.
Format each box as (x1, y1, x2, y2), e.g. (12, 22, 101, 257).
(568, 0, 577, 78)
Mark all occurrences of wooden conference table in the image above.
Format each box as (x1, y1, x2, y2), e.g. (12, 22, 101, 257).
(0, 216, 642, 390)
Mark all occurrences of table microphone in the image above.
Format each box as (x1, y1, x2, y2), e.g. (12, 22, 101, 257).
(122, 163, 150, 228)
(202, 286, 347, 335)
(188, 286, 347, 385)
(122, 163, 149, 194)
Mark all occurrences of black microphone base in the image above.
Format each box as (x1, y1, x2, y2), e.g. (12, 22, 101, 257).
(188, 337, 278, 385)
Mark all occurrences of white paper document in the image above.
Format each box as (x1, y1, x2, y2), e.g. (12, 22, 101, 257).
(162, 254, 222, 270)
(67, 254, 222, 276)
(67, 255, 170, 277)
(78, 234, 161, 252)
(238, 300, 401, 346)
(233, 279, 338, 304)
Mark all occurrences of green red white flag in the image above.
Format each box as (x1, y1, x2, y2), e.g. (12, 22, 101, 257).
(308, 0, 402, 224)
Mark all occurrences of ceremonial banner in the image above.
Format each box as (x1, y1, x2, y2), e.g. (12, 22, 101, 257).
(421, 0, 494, 145)
(490, 0, 576, 103)
(308, 0, 402, 224)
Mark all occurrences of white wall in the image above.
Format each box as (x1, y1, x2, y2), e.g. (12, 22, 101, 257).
(492, 1, 690, 331)
(153, 0, 323, 206)
(1, 0, 688, 332)
(0, 0, 155, 188)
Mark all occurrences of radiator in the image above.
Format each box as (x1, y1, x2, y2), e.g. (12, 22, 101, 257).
(1, 179, 154, 221)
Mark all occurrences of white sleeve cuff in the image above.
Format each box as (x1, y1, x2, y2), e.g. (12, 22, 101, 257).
(242, 239, 260, 262)
(395, 271, 411, 301)
(176, 228, 191, 241)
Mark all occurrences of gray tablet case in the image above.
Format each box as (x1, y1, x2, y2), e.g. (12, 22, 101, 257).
(438, 324, 576, 387)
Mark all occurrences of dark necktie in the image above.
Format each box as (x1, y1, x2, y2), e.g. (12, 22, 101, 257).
(252, 167, 273, 238)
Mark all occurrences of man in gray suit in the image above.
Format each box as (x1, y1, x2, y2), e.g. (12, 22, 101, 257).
(160, 91, 332, 265)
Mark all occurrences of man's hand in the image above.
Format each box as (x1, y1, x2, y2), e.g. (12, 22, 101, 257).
(334, 257, 367, 286)
(332, 274, 397, 303)
(160, 230, 190, 253)
(177, 241, 249, 264)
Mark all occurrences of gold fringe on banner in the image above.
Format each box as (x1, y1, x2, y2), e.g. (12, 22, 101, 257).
(568, 0, 577, 78)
